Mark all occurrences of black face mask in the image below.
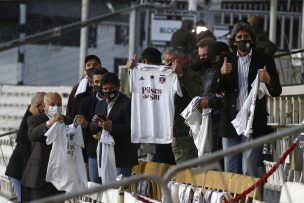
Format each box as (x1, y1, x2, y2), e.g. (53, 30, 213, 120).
(94, 86, 104, 96)
(235, 40, 253, 52)
(211, 57, 224, 70)
(200, 58, 211, 67)
(104, 90, 119, 101)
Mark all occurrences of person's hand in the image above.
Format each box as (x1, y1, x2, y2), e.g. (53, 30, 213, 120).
(200, 97, 209, 109)
(220, 57, 232, 75)
(259, 66, 271, 84)
(171, 59, 183, 75)
(127, 53, 137, 70)
(48, 113, 64, 126)
(98, 119, 112, 131)
(93, 131, 101, 140)
(189, 129, 193, 137)
(92, 115, 102, 125)
(75, 115, 88, 128)
(92, 115, 112, 131)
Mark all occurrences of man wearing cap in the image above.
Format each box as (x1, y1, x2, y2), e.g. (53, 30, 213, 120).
(66, 55, 102, 118)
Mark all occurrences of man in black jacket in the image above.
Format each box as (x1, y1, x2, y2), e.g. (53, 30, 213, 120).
(66, 55, 102, 118)
(5, 92, 46, 202)
(79, 67, 108, 183)
(92, 73, 138, 177)
(219, 22, 282, 177)
(199, 41, 230, 154)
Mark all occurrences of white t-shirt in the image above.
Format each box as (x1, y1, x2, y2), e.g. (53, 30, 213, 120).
(203, 189, 229, 203)
(168, 181, 181, 203)
(45, 122, 88, 193)
(231, 73, 269, 137)
(181, 97, 213, 157)
(178, 183, 193, 203)
(192, 187, 203, 203)
(129, 63, 182, 144)
(97, 130, 116, 184)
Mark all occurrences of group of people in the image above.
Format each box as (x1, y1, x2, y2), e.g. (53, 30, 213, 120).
(5, 17, 281, 202)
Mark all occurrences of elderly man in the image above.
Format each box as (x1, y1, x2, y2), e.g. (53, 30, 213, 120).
(22, 92, 87, 201)
(5, 92, 46, 202)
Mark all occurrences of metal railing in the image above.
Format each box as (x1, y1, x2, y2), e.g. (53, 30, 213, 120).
(273, 49, 304, 85)
(30, 123, 304, 203)
(268, 85, 304, 125)
(206, 9, 302, 51)
(0, 130, 18, 200)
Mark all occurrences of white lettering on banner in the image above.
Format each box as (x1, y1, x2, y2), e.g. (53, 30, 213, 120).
(142, 87, 162, 100)
(151, 13, 182, 42)
(151, 13, 195, 42)
(159, 27, 178, 34)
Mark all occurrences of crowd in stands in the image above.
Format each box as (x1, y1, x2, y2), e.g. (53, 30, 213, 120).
(5, 16, 281, 202)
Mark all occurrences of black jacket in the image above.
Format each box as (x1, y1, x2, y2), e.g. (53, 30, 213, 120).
(5, 108, 32, 179)
(66, 83, 92, 118)
(219, 50, 282, 138)
(80, 93, 99, 158)
(201, 62, 225, 110)
(93, 93, 138, 168)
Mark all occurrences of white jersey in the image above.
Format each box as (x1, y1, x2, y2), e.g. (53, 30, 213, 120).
(192, 187, 203, 203)
(97, 130, 116, 184)
(129, 63, 182, 144)
(45, 122, 88, 193)
(231, 73, 269, 137)
(178, 183, 193, 203)
(181, 97, 213, 157)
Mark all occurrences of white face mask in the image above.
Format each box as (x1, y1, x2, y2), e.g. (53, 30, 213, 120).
(47, 105, 62, 117)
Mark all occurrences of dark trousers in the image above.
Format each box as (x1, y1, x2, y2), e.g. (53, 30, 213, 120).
(22, 182, 65, 202)
(152, 144, 176, 165)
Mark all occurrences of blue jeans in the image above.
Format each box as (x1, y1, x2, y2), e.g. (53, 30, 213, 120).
(222, 135, 263, 177)
(117, 167, 132, 177)
(88, 158, 102, 183)
(9, 177, 21, 202)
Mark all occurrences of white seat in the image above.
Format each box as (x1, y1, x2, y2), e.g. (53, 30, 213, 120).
(279, 182, 304, 203)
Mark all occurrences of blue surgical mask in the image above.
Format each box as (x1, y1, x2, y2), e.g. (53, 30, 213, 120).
(47, 105, 62, 117)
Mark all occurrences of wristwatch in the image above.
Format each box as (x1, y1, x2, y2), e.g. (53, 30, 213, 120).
(46, 121, 51, 128)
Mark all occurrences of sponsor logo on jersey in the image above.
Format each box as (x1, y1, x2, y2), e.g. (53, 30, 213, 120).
(159, 75, 166, 84)
(142, 87, 162, 100)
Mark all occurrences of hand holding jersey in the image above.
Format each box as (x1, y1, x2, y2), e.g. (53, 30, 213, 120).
(199, 97, 209, 109)
(127, 53, 137, 70)
(74, 115, 89, 128)
(92, 115, 112, 131)
(47, 113, 64, 127)
(259, 66, 271, 83)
